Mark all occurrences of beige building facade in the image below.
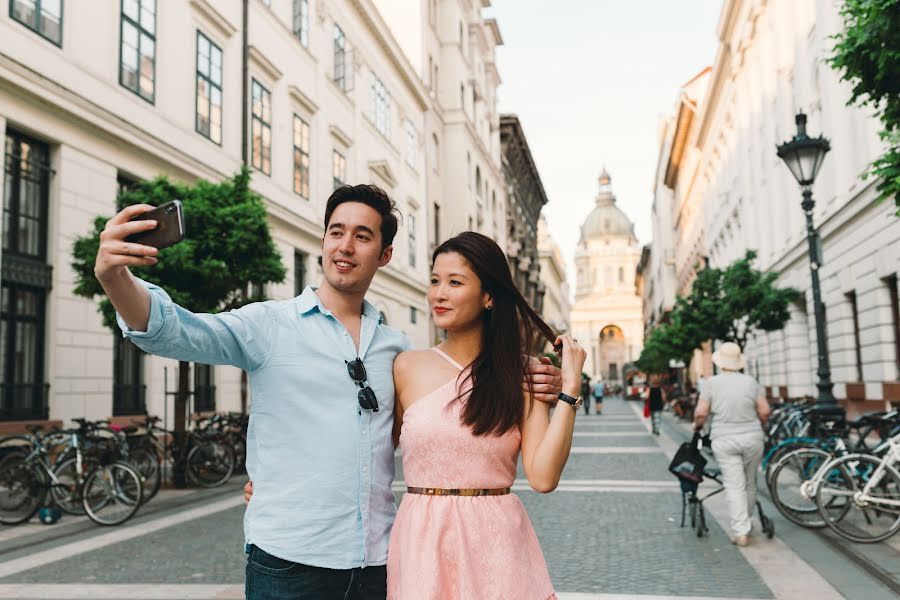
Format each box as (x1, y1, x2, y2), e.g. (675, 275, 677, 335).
(537, 215, 569, 337)
(0, 0, 514, 427)
(647, 0, 900, 411)
(570, 171, 643, 383)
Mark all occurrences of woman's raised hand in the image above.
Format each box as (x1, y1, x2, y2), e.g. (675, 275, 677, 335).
(554, 334, 586, 397)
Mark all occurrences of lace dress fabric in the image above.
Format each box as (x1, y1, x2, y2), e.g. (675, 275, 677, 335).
(387, 348, 557, 600)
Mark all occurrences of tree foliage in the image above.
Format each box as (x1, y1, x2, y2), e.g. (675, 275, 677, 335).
(829, 0, 900, 211)
(637, 251, 801, 373)
(71, 167, 286, 330)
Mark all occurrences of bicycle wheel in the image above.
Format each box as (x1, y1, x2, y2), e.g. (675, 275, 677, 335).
(768, 447, 833, 528)
(764, 440, 820, 489)
(50, 457, 89, 515)
(816, 454, 900, 543)
(82, 461, 143, 526)
(129, 447, 162, 503)
(186, 440, 234, 488)
(0, 453, 45, 525)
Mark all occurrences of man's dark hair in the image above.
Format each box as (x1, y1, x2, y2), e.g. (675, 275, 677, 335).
(324, 184, 399, 251)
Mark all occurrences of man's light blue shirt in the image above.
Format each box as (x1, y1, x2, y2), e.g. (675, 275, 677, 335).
(117, 280, 411, 568)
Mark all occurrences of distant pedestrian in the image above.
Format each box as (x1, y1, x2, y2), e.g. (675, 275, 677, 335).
(648, 374, 666, 435)
(592, 378, 605, 415)
(697, 374, 706, 396)
(581, 376, 592, 415)
(692, 342, 770, 547)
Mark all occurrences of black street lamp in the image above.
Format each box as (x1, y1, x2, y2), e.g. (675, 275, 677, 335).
(776, 112, 842, 414)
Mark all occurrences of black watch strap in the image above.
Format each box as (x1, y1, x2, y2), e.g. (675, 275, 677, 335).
(558, 392, 579, 406)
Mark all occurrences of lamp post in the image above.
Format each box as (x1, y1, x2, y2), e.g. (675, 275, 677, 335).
(776, 112, 841, 412)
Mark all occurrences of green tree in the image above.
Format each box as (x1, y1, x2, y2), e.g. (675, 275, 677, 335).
(72, 167, 286, 486)
(638, 251, 800, 372)
(829, 0, 900, 212)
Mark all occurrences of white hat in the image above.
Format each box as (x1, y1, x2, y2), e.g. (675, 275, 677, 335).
(712, 342, 745, 371)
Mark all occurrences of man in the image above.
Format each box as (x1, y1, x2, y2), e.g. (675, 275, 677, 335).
(94, 184, 561, 600)
(592, 377, 605, 415)
(580, 376, 592, 415)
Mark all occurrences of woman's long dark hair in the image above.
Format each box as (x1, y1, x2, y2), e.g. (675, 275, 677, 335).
(433, 231, 557, 436)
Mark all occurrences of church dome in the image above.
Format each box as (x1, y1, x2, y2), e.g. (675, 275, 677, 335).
(580, 169, 635, 241)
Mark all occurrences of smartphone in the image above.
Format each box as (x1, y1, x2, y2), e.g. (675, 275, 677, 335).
(124, 200, 185, 250)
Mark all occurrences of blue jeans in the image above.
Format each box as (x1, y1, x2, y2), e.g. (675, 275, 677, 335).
(245, 545, 387, 600)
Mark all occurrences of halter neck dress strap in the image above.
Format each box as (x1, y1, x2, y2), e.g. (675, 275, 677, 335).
(430, 347, 465, 371)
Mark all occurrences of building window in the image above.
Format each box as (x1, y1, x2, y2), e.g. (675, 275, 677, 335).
(372, 75, 390, 136)
(4, 132, 50, 261)
(10, 0, 62, 45)
(886, 275, 900, 376)
(408, 214, 416, 268)
(293, 115, 310, 199)
(1, 131, 52, 421)
(410, 306, 417, 324)
(113, 337, 145, 415)
(120, 0, 156, 103)
(251, 79, 272, 175)
(332, 150, 346, 189)
(460, 83, 465, 110)
(475, 166, 482, 197)
(847, 291, 863, 382)
(193, 364, 216, 413)
(293, 0, 309, 47)
(333, 24, 346, 91)
(294, 250, 307, 297)
(404, 120, 416, 168)
(196, 31, 223, 144)
(1, 284, 47, 420)
(618, 266, 624, 283)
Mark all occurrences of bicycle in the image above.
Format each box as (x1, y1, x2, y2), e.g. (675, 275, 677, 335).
(130, 415, 235, 488)
(0, 424, 143, 526)
(815, 431, 900, 543)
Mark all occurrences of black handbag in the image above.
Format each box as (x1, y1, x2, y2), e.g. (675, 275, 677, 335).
(668, 432, 707, 483)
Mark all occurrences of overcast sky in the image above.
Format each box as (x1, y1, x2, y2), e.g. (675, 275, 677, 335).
(488, 0, 723, 284)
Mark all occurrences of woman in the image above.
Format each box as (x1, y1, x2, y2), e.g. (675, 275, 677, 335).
(647, 374, 665, 435)
(388, 232, 585, 599)
(692, 342, 770, 546)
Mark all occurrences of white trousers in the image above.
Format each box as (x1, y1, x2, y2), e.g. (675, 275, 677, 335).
(711, 432, 764, 537)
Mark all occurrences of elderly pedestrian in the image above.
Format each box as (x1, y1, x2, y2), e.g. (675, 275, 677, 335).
(692, 342, 770, 546)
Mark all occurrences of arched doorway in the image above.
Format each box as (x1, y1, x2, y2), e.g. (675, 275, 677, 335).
(598, 325, 627, 383)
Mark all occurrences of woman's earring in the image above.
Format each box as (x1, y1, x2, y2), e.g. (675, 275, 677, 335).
(486, 304, 493, 311)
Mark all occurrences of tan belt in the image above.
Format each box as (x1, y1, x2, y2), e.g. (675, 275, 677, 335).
(406, 486, 511, 497)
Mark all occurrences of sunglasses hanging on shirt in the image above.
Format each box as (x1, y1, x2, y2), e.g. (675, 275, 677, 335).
(346, 357, 379, 412)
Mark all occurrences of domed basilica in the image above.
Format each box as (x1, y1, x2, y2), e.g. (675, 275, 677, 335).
(570, 170, 644, 384)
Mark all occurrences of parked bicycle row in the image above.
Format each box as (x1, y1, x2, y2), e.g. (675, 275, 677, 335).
(0, 411, 248, 527)
(764, 402, 900, 543)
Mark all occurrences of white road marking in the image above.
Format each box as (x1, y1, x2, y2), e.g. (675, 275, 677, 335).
(0, 586, 777, 600)
(573, 432, 655, 437)
(569, 447, 664, 454)
(0, 495, 244, 579)
(0, 584, 243, 599)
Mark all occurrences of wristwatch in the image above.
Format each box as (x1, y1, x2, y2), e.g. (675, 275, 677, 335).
(557, 392, 583, 411)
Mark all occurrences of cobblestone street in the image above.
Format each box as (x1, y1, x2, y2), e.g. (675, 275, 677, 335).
(0, 396, 897, 599)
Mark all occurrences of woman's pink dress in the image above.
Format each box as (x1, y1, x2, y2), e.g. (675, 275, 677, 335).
(387, 348, 557, 600)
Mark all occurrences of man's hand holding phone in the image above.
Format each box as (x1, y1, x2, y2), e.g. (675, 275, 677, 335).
(94, 204, 161, 283)
(94, 200, 184, 283)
